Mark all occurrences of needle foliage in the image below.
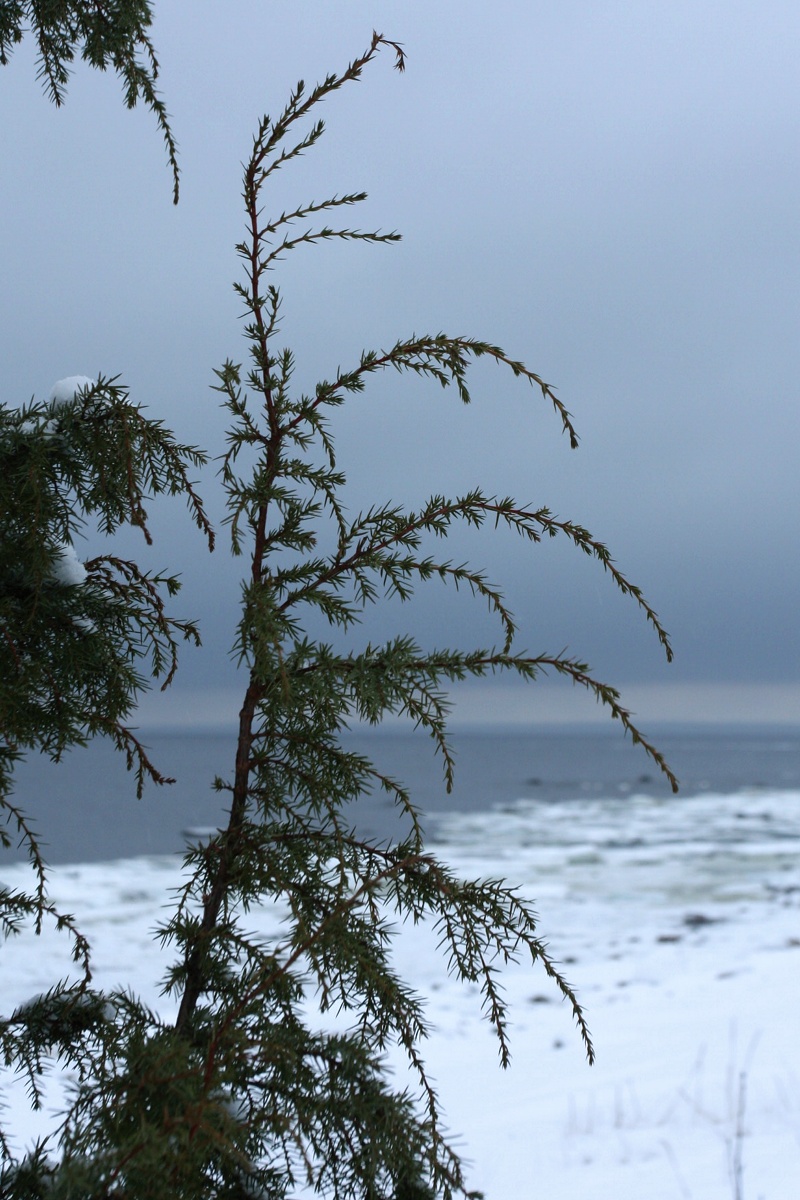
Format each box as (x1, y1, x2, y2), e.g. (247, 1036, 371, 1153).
(1, 22, 676, 1200)
(0, 0, 179, 201)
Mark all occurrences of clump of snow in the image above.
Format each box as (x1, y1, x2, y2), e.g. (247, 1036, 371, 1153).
(48, 377, 96, 409)
(16, 377, 98, 437)
(51, 542, 87, 587)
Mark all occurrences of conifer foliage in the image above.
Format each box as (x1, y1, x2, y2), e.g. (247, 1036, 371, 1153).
(0, 0, 179, 200)
(1, 19, 676, 1200)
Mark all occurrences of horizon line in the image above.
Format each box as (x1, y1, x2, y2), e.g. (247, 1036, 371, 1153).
(133, 681, 800, 733)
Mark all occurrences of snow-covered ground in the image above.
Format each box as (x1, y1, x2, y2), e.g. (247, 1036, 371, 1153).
(3, 788, 800, 1199)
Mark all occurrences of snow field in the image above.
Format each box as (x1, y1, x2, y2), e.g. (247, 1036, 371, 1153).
(2, 789, 799, 1198)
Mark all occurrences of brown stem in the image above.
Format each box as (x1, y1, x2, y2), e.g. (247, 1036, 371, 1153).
(174, 676, 262, 1033)
(175, 121, 288, 1034)
(173, 34, 407, 1040)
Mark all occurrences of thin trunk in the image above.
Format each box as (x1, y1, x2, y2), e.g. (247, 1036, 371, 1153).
(175, 676, 261, 1033)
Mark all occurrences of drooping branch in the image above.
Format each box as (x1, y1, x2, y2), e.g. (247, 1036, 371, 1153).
(1, 1, 180, 201)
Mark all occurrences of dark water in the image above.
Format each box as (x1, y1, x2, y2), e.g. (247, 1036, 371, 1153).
(3, 726, 800, 865)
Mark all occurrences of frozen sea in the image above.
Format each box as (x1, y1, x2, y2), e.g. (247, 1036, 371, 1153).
(3, 724, 800, 1197)
(6, 724, 800, 863)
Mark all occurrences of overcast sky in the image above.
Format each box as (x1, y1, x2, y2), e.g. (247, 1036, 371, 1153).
(2, 1, 798, 725)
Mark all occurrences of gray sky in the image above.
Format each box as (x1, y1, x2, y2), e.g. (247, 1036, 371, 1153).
(2, 0, 799, 725)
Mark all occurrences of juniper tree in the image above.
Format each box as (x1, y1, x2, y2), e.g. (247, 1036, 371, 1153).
(0, 24, 677, 1200)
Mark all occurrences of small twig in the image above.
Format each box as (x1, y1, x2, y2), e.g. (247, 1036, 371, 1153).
(730, 1071, 747, 1200)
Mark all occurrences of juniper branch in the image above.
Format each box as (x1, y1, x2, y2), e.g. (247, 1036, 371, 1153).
(1, 1, 180, 201)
